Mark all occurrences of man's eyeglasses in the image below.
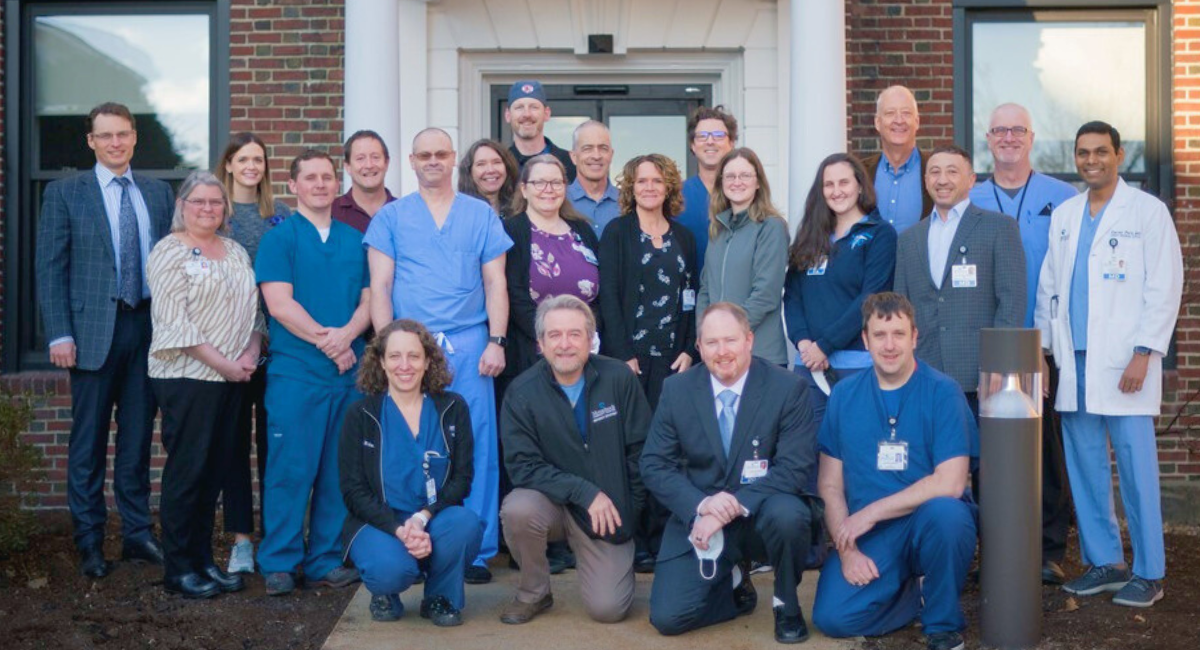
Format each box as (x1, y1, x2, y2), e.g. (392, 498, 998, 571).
(90, 130, 135, 143)
(693, 130, 729, 142)
(413, 150, 454, 161)
(526, 180, 565, 192)
(988, 126, 1030, 137)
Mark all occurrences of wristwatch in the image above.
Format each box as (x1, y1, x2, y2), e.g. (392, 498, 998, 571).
(1134, 346, 1152, 356)
(489, 335, 508, 348)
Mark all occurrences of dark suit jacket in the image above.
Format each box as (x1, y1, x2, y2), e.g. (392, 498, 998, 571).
(36, 170, 173, 370)
(861, 149, 934, 223)
(893, 202, 1026, 392)
(640, 357, 817, 560)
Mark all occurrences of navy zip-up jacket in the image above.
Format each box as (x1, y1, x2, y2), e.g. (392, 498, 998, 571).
(783, 212, 898, 356)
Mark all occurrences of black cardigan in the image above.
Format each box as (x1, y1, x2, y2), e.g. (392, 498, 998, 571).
(597, 214, 698, 362)
(501, 212, 602, 378)
(338, 391, 475, 559)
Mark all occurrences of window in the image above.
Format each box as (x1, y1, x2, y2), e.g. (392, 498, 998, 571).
(953, 1, 1170, 192)
(4, 1, 230, 371)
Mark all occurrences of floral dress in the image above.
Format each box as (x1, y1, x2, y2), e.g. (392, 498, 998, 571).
(631, 231, 688, 357)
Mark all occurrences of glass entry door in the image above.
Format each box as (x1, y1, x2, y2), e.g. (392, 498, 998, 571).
(490, 84, 712, 177)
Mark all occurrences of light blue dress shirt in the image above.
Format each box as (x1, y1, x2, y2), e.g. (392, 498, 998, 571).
(874, 148, 924, 233)
(567, 178, 621, 236)
(927, 198, 970, 289)
(95, 163, 154, 299)
(1070, 200, 1110, 351)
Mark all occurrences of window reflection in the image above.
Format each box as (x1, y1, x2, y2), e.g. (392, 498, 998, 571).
(971, 21, 1145, 175)
(609, 115, 687, 175)
(34, 14, 210, 171)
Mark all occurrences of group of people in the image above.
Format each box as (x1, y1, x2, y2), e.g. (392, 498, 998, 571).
(35, 77, 1181, 650)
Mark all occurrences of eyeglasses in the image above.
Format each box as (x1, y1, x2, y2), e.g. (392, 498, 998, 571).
(989, 126, 1030, 137)
(722, 172, 757, 184)
(693, 130, 729, 142)
(90, 130, 135, 143)
(526, 179, 565, 192)
(184, 198, 226, 209)
(412, 150, 454, 162)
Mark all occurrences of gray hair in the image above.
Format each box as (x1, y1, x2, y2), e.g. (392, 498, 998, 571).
(171, 170, 231, 233)
(571, 120, 610, 150)
(535, 294, 596, 341)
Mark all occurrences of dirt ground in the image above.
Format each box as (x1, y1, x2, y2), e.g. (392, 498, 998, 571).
(1, 512, 1197, 650)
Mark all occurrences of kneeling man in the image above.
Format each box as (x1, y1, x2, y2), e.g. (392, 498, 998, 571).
(642, 302, 817, 644)
(813, 292, 977, 650)
(499, 295, 652, 624)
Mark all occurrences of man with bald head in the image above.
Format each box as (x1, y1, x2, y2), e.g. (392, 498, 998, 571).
(860, 85, 932, 233)
(969, 103, 1077, 584)
(366, 127, 514, 583)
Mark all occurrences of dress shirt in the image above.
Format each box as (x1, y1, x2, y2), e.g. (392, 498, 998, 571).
(95, 163, 153, 299)
(709, 367, 750, 421)
(874, 148, 924, 233)
(927, 198, 971, 290)
(567, 178, 621, 235)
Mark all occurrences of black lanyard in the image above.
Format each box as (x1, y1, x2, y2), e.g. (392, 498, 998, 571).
(872, 377, 911, 441)
(991, 170, 1034, 219)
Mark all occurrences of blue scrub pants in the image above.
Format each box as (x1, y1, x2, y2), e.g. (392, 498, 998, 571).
(259, 375, 360, 579)
(813, 497, 977, 637)
(439, 323, 499, 567)
(349, 506, 483, 609)
(1061, 352, 1164, 580)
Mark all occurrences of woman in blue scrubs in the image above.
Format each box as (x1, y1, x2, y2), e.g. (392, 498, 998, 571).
(339, 319, 482, 625)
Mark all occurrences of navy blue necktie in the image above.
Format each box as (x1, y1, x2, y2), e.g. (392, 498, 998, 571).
(115, 177, 142, 307)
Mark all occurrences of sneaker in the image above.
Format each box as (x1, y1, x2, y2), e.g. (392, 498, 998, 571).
(1063, 564, 1131, 596)
(1111, 576, 1164, 608)
(265, 572, 296, 596)
(926, 631, 965, 650)
(421, 594, 464, 627)
(227, 540, 255, 574)
(499, 593, 553, 624)
(309, 566, 361, 589)
(370, 593, 403, 622)
(464, 565, 493, 584)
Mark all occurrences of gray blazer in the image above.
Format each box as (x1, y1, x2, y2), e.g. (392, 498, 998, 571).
(37, 170, 173, 370)
(893, 203, 1026, 391)
(697, 211, 790, 365)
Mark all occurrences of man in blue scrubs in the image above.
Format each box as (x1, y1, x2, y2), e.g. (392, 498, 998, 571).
(567, 121, 621, 235)
(859, 86, 931, 234)
(813, 292, 976, 650)
(367, 127, 513, 584)
(256, 149, 372, 595)
(969, 102, 1077, 585)
(677, 105, 738, 267)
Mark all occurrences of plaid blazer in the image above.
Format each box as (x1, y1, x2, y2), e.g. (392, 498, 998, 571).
(36, 170, 173, 370)
(893, 203, 1026, 392)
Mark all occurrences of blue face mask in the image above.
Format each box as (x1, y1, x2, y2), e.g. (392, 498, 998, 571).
(693, 528, 725, 581)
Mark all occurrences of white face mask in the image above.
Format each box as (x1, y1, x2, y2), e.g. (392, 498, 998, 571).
(693, 528, 725, 581)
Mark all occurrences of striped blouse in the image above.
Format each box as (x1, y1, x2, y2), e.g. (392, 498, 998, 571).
(147, 234, 267, 382)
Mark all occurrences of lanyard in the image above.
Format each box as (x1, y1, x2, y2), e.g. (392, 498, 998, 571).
(991, 170, 1034, 219)
(872, 377, 910, 441)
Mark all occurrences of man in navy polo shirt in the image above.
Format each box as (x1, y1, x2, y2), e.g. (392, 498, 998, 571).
(506, 80, 577, 182)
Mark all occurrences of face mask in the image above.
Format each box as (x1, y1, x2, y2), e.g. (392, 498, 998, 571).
(692, 528, 725, 581)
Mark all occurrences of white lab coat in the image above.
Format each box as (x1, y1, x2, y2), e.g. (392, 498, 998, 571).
(1034, 178, 1182, 416)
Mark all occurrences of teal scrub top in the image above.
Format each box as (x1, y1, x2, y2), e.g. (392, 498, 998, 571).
(255, 213, 368, 385)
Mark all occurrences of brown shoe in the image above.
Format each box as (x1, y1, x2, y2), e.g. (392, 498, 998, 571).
(499, 593, 553, 624)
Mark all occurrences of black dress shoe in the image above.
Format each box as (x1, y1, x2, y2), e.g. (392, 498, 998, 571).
(79, 546, 112, 579)
(122, 538, 165, 565)
(733, 573, 757, 616)
(633, 550, 656, 574)
(164, 572, 221, 599)
(202, 565, 246, 593)
(773, 606, 810, 644)
(464, 565, 492, 584)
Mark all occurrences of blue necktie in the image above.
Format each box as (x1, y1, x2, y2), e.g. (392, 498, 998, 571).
(115, 177, 142, 307)
(717, 389, 737, 456)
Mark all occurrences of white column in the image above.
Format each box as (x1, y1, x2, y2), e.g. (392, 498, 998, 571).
(788, 0, 847, 225)
(344, 0, 403, 193)
(396, 0, 430, 193)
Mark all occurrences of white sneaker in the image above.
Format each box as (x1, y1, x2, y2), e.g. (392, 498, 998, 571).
(227, 540, 255, 574)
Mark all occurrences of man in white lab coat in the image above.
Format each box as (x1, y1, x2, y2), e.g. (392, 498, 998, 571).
(1035, 121, 1183, 608)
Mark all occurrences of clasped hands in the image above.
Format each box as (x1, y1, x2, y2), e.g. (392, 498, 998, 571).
(316, 325, 356, 374)
(690, 492, 744, 550)
(395, 513, 432, 559)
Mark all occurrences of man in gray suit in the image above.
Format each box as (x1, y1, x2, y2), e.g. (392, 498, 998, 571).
(37, 102, 174, 578)
(893, 144, 1025, 461)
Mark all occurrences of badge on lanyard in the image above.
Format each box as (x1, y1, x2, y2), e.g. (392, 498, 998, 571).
(877, 416, 908, 471)
(807, 258, 828, 276)
(184, 248, 211, 277)
(741, 438, 768, 483)
(573, 234, 599, 266)
(423, 452, 440, 506)
(951, 245, 977, 288)
(682, 288, 697, 311)
(1102, 238, 1126, 281)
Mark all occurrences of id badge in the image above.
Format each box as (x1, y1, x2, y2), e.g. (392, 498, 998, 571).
(740, 459, 769, 484)
(877, 440, 908, 471)
(951, 263, 977, 288)
(682, 289, 697, 312)
(184, 260, 211, 276)
(425, 475, 438, 506)
(806, 259, 828, 276)
(1102, 257, 1127, 281)
(578, 244, 599, 266)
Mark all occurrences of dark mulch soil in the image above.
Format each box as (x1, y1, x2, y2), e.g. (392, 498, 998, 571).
(0, 512, 355, 650)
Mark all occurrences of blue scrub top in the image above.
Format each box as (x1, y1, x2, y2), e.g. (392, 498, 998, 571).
(818, 362, 973, 515)
(364, 192, 513, 334)
(255, 214, 368, 385)
(678, 175, 712, 270)
(970, 172, 1078, 327)
(1069, 200, 1110, 351)
(874, 148, 924, 234)
(568, 178, 621, 236)
(381, 394, 448, 513)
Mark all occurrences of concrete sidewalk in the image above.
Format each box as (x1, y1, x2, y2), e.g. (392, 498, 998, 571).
(322, 562, 860, 650)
